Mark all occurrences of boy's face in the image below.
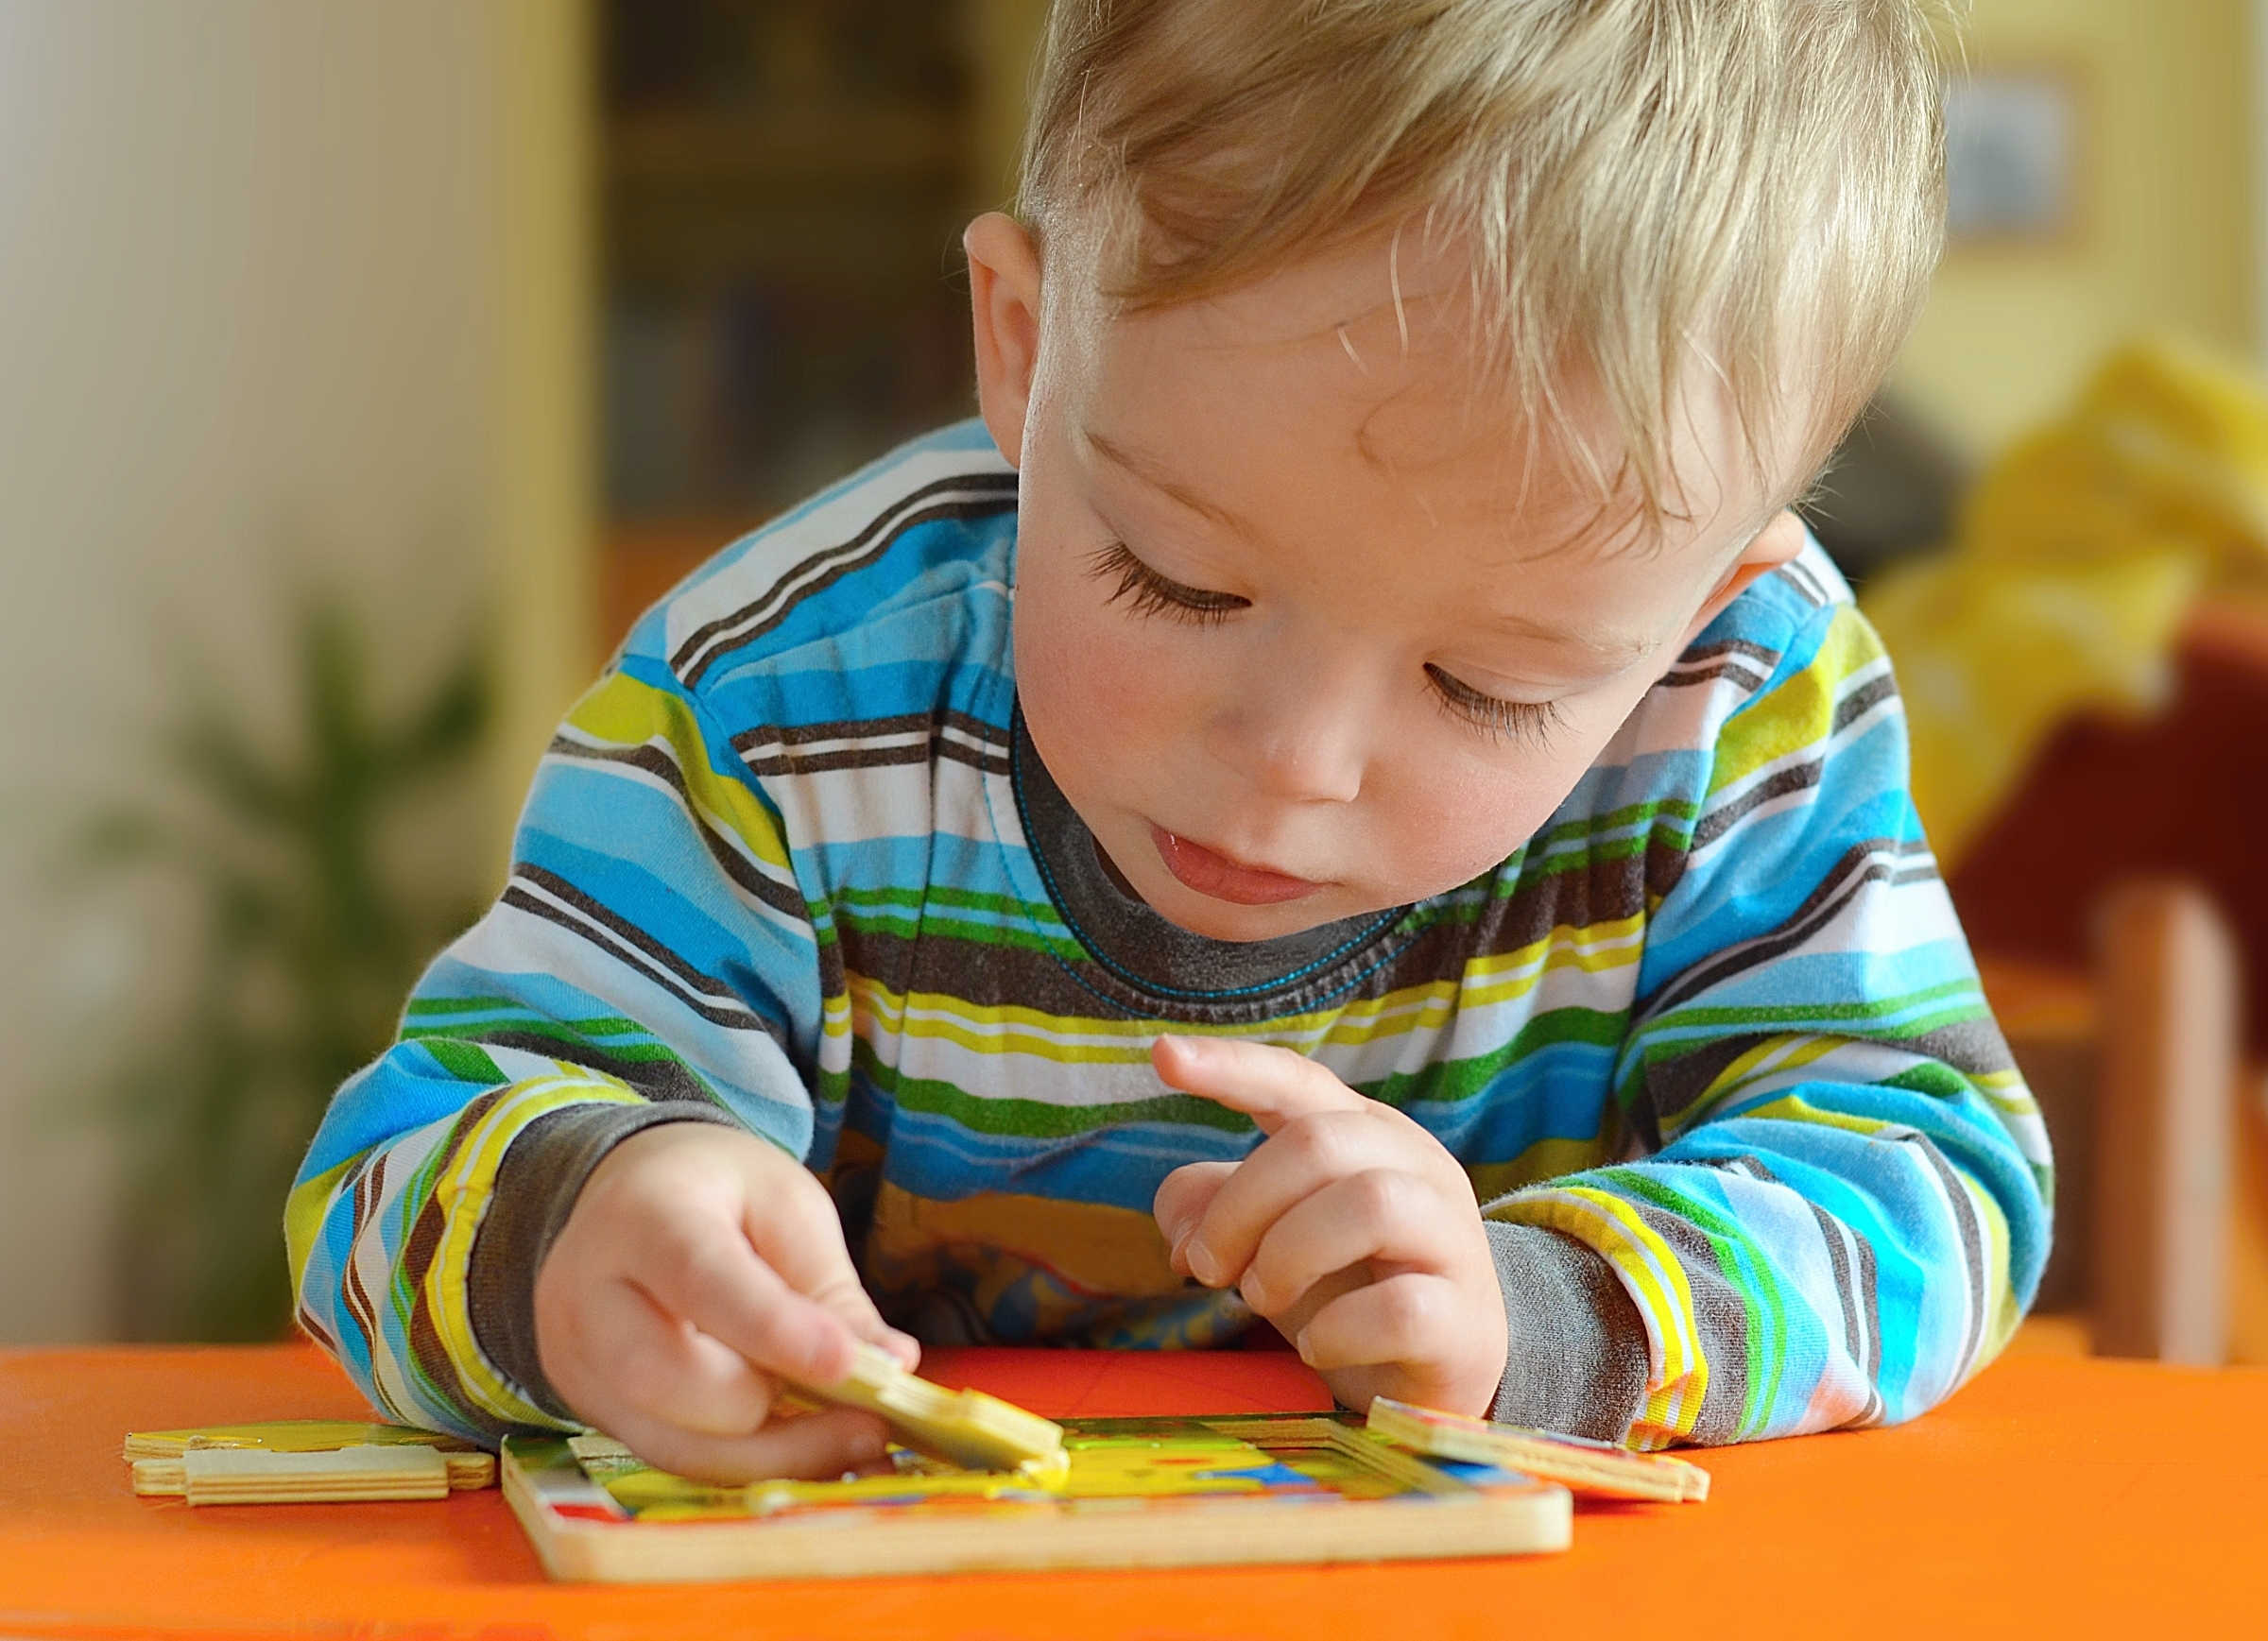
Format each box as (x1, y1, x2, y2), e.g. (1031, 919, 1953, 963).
(968, 214, 1808, 943)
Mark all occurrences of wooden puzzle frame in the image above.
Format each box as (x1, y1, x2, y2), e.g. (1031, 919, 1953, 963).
(503, 1410, 1572, 1582)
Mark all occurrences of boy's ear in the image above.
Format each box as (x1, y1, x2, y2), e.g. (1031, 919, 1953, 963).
(1682, 509, 1808, 644)
(965, 213, 1045, 469)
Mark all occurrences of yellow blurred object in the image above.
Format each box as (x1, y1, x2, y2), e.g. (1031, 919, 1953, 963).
(1864, 550, 2196, 864)
(1863, 340, 2268, 868)
(1966, 345, 2268, 590)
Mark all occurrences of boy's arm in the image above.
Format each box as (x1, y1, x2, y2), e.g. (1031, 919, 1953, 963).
(1486, 595, 2053, 1449)
(286, 664, 835, 1443)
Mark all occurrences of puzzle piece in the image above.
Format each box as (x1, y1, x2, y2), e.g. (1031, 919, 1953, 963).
(124, 1420, 495, 1505)
(1366, 1396, 1710, 1503)
(785, 1342, 1066, 1479)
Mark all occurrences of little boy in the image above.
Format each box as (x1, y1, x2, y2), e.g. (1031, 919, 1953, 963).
(291, 0, 2049, 1481)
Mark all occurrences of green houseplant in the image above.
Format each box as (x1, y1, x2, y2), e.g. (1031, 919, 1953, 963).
(64, 592, 489, 1341)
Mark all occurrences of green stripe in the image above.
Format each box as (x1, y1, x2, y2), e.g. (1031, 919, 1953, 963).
(835, 882, 1061, 922)
(840, 908, 1089, 963)
(852, 1040, 1253, 1139)
(419, 1037, 506, 1085)
(1360, 1006, 1629, 1108)
(404, 1019, 694, 1067)
(1638, 982, 1984, 1036)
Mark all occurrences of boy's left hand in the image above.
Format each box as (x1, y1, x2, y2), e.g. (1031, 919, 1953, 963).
(1150, 1035, 1507, 1417)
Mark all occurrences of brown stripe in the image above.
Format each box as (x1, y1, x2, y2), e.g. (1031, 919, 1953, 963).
(743, 738, 1011, 780)
(401, 1091, 512, 1441)
(735, 707, 1010, 752)
(834, 842, 1671, 1027)
(340, 1153, 387, 1390)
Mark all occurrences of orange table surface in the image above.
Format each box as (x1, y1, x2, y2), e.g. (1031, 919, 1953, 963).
(4, 1342, 2265, 1640)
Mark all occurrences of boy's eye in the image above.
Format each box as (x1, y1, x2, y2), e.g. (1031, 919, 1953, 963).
(1089, 541, 1248, 626)
(1425, 664, 1566, 747)
(1086, 541, 1559, 746)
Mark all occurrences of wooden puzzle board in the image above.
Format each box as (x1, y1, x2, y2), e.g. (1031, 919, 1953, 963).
(504, 1410, 1572, 1581)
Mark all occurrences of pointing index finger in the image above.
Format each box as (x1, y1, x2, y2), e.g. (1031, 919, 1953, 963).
(1151, 1036, 1368, 1134)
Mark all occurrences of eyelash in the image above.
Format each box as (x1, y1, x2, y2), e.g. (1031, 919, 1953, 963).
(1087, 540, 1564, 746)
(1089, 540, 1248, 626)
(1424, 665, 1567, 746)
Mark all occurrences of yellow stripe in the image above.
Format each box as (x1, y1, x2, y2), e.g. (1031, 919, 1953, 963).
(423, 1078, 648, 1427)
(1459, 915, 1647, 984)
(284, 1154, 359, 1304)
(1708, 605, 1881, 797)
(1737, 1091, 1898, 1138)
(843, 920, 1647, 1067)
(1487, 1186, 1709, 1444)
(1465, 1137, 1606, 1205)
(1657, 1034, 1847, 1136)
(563, 672, 795, 874)
(1967, 1170, 2021, 1374)
(849, 977, 1333, 1059)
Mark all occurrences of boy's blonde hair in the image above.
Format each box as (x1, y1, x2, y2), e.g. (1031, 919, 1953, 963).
(1018, 0, 1956, 522)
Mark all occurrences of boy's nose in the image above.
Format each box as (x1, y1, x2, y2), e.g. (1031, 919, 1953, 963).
(1204, 675, 1368, 805)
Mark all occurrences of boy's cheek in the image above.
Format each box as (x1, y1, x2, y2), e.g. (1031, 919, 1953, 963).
(1358, 745, 1591, 897)
(1016, 575, 1195, 782)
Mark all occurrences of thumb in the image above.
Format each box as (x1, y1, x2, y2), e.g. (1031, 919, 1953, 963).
(816, 1278, 922, 1375)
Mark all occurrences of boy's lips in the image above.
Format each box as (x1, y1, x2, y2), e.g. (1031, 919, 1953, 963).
(1147, 825, 1326, 905)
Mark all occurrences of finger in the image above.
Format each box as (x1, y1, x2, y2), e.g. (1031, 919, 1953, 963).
(1178, 1108, 1385, 1288)
(625, 1207, 862, 1388)
(1258, 1259, 1369, 1351)
(600, 1400, 895, 1487)
(1154, 1160, 1237, 1267)
(1296, 1272, 1468, 1375)
(1239, 1169, 1468, 1316)
(739, 1170, 920, 1370)
(1151, 1036, 1368, 1134)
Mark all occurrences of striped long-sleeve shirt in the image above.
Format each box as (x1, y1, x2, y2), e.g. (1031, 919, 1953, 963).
(287, 419, 2052, 1451)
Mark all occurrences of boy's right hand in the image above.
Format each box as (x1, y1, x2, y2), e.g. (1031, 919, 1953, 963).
(533, 1121, 919, 1484)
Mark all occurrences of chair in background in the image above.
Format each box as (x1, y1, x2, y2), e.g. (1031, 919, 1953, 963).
(1962, 601, 2268, 1363)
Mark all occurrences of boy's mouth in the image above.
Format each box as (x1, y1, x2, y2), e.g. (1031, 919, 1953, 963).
(1147, 825, 1326, 906)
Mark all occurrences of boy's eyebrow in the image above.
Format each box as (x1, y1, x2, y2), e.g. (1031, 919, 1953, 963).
(1473, 609, 1658, 664)
(1083, 429, 1266, 542)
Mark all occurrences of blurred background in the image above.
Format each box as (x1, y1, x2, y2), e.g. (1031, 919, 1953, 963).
(3, 0, 2265, 1364)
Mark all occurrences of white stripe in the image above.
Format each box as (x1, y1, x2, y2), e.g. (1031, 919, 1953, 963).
(668, 451, 1016, 674)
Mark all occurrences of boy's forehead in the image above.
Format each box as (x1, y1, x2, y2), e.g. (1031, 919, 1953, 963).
(1084, 260, 1517, 487)
(1076, 351, 1763, 575)
(1075, 251, 1789, 554)
(1164, 231, 1470, 351)
(1061, 225, 1821, 553)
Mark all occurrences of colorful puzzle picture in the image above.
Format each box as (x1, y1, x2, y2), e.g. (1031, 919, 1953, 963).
(503, 1411, 1572, 1581)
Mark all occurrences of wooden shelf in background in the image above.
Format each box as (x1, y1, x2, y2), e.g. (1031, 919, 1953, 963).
(609, 109, 967, 189)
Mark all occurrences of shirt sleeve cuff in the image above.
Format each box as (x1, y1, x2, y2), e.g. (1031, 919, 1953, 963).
(467, 1099, 740, 1423)
(1484, 1220, 1651, 1443)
